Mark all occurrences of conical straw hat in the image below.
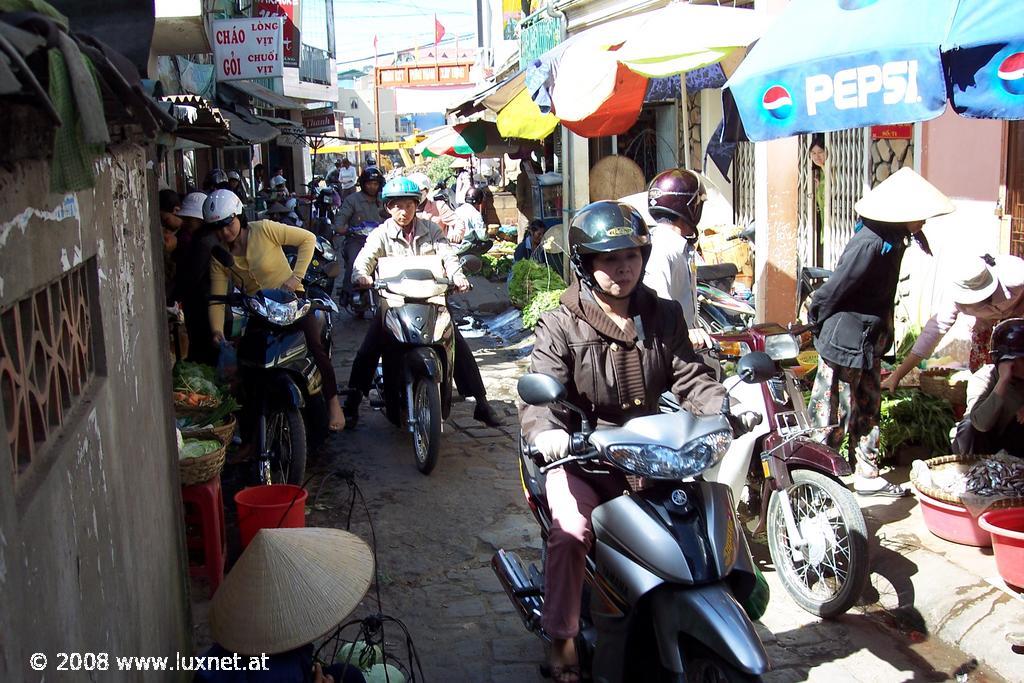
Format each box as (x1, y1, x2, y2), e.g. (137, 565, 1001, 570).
(854, 167, 954, 223)
(210, 528, 374, 655)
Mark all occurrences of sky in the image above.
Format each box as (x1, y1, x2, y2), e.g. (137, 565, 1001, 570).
(332, 0, 479, 69)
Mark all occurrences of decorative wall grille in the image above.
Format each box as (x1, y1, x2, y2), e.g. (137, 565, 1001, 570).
(733, 141, 755, 227)
(824, 129, 870, 269)
(1, 262, 98, 484)
(686, 90, 702, 171)
(796, 135, 814, 271)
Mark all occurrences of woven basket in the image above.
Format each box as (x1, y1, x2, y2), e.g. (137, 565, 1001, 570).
(919, 369, 967, 405)
(174, 399, 222, 418)
(181, 414, 237, 445)
(911, 454, 1024, 509)
(179, 443, 226, 486)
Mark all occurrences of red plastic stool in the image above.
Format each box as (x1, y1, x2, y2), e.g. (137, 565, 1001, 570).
(181, 475, 226, 592)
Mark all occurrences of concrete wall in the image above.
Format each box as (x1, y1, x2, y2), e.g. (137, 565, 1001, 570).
(0, 145, 191, 681)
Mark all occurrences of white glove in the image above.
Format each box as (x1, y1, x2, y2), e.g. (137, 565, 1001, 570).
(534, 429, 571, 463)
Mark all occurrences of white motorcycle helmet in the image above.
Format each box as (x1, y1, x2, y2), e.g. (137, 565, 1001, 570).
(407, 172, 432, 204)
(202, 189, 244, 228)
(177, 191, 208, 219)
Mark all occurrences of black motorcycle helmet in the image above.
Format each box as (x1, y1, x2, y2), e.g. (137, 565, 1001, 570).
(358, 167, 384, 190)
(464, 185, 485, 206)
(990, 318, 1024, 364)
(568, 200, 650, 295)
(204, 168, 231, 192)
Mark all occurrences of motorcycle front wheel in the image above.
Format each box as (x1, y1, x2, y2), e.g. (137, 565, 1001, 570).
(266, 408, 307, 485)
(766, 469, 869, 618)
(411, 377, 441, 475)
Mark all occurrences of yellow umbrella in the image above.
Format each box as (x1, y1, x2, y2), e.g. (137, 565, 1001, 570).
(496, 89, 559, 140)
(614, 3, 768, 79)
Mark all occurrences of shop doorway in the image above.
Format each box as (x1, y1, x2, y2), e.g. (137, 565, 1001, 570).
(1008, 120, 1024, 258)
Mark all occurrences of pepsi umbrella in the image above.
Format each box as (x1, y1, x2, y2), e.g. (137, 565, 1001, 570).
(723, 0, 1024, 142)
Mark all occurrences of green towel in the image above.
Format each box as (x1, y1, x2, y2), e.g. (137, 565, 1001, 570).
(741, 565, 771, 622)
(47, 49, 103, 193)
(0, 0, 68, 28)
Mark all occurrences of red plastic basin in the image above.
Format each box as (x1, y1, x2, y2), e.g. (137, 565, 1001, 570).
(915, 489, 991, 547)
(234, 484, 308, 549)
(979, 508, 1024, 589)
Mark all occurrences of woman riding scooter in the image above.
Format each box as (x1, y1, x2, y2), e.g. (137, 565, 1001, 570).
(205, 189, 346, 432)
(520, 200, 727, 682)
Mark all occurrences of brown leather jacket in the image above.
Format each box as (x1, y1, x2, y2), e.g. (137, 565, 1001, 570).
(520, 281, 726, 443)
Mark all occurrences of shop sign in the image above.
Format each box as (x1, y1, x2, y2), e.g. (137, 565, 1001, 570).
(302, 107, 336, 134)
(870, 123, 913, 140)
(212, 18, 283, 81)
(256, 0, 301, 68)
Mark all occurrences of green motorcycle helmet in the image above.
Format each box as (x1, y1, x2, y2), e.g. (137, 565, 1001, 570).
(568, 200, 651, 295)
(381, 176, 422, 202)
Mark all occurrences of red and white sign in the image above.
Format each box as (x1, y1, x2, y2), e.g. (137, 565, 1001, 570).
(871, 123, 913, 140)
(212, 18, 283, 81)
(256, 0, 300, 68)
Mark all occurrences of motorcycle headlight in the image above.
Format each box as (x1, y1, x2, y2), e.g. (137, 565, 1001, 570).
(245, 296, 268, 318)
(764, 333, 800, 361)
(605, 429, 732, 480)
(258, 298, 308, 326)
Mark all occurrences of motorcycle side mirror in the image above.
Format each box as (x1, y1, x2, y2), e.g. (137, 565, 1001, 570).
(212, 246, 235, 269)
(736, 352, 778, 384)
(460, 254, 483, 274)
(517, 373, 566, 406)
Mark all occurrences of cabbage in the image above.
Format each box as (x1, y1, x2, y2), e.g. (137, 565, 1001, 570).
(335, 641, 383, 669)
(179, 439, 221, 460)
(363, 663, 405, 683)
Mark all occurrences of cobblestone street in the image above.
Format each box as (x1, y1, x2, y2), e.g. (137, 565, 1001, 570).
(289, 285, 1008, 683)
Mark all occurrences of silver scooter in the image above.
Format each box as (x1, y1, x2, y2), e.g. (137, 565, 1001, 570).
(369, 256, 456, 475)
(494, 355, 775, 682)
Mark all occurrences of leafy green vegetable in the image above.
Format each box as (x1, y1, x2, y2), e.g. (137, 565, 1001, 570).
(189, 395, 241, 429)
(522, 288, 565, 328)
(894, 324, 922, 364)
(508, 259, 565, 309)
(878, 389, 955, 457)
(179, 439, 222, 460)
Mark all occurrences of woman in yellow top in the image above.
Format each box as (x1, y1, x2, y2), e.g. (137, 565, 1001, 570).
(204, 190, 345, 431)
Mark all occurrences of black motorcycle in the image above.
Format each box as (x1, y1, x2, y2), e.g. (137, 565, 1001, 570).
(493, 357, 773, 682)
(368, 256, 456, 474)
(212, 239, 339, 485)
(338, 220, 380, 318)
(311, 186, 339, 240)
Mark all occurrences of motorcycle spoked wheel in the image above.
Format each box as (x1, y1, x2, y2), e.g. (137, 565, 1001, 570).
(265, 408, 307, 485)
(411, 378, 441, 475)
(766, 469, 869, 618)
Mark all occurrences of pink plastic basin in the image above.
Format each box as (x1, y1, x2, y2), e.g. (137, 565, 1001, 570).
(979, 508, 1024, 589)
(915, 490, 991, 547)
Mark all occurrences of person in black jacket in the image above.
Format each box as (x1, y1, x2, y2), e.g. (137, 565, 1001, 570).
(807, 168, 954, 497)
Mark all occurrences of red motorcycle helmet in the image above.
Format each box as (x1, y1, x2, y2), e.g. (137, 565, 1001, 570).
(647, 169, 707, 226)
(990, 318, 1024, 363)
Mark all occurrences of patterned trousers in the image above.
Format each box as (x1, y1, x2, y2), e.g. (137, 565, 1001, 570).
(808, 356, 883, 478)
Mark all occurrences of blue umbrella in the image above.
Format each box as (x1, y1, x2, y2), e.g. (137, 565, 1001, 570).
(945, 0, 1024, 118)
(723, 0, 1024, 142)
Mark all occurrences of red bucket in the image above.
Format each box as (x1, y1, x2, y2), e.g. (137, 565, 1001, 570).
(979, 508, 1024, 589)
(234, 484, 308, 549)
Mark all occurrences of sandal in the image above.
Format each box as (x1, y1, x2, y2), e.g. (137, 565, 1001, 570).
(550, 664, 580, 683)
(855, 481, 909, 498)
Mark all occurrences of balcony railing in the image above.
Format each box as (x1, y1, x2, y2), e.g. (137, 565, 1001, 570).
(299, 44, 330, 85)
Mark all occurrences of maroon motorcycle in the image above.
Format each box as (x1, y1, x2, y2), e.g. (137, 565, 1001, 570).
(663, 322, 869, 618)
